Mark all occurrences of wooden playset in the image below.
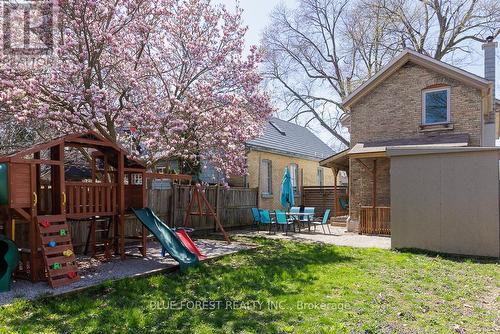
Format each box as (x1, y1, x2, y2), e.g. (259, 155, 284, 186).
(0, 131, 222, 288)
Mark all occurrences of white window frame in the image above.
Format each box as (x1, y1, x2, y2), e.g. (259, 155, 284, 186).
(261, 159, 273, 195)
(290, 163, 299, 192)
(317, 167, 324, 187)
(422, 87, 451, 125)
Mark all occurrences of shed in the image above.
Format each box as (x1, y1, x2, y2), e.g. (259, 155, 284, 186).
(389, 146, 500, 258)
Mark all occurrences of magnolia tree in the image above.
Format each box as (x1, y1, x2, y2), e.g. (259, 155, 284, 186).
(0, 0, 273, 179)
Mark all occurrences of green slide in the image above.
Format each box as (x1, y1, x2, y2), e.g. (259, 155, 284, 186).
(131, 208, 199, 271)
(0, 235, 20, 292)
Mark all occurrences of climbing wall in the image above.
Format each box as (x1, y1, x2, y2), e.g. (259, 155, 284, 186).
(36, 215, 79, 288)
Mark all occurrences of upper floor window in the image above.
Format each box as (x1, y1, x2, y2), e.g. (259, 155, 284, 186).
(261, 159, 273, 195)
(422, 87, 450, 125)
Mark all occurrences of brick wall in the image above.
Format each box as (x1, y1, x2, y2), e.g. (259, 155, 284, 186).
(246, 150, 334, 210)
(350, 62, 482, 146)
(348, 61, 483, 224)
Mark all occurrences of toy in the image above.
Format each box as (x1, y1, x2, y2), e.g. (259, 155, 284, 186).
(67, 272, 77, 279)
(63, 249, 73, 257)
(48, 241, 57, 248)
(40, 220, 51, 228)
(52, 263, 61, 270)
(59, 229, 66, 236)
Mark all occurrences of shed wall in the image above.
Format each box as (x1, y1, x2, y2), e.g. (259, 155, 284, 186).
(390, 151, 499, 257)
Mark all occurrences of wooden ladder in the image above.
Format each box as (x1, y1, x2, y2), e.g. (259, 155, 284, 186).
(36, 215, 80, 288)
(84, 217, 113, 259)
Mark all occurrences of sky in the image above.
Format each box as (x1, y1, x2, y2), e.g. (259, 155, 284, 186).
(216, 0, 283, 51)
(216, 0, 500, 148)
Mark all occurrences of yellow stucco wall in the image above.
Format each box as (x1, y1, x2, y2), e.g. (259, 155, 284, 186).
(245, 150, 334, 210)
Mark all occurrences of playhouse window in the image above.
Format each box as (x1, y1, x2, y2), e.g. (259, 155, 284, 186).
(422, 87, 450, 124)
(130, 173, 143, 185)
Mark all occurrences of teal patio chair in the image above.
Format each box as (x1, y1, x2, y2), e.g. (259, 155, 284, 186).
(259, 209, 275, 234)
(275, 210, 295, 235)
(301, 207, 315, 231)
(289, 206, 300, 221)
(251, 208, 261, 229)
(339, 197, 349, 211)
(311, 209, 332, 234)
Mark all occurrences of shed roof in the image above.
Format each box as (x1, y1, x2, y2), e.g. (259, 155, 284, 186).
(320, 133, 472, 169)
(247, 117, 334, 161)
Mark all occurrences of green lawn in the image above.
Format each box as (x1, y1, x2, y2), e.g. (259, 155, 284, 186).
(0, 238, 498, 334)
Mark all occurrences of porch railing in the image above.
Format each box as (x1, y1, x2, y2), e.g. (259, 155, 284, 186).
(65, 182, 117, 219)
(359, 206, 391, 235)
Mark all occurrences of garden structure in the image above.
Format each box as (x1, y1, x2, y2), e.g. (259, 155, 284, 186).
(0, 131, 204, 288)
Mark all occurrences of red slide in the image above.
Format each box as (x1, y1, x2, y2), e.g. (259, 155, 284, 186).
(175, 229, 206, 260)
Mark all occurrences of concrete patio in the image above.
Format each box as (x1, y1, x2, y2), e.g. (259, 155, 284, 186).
(232, 226, 391, 249)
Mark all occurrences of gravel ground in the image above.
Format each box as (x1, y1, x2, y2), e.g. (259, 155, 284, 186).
(0, 239, 254, 306)
(232, 226, 391, 249)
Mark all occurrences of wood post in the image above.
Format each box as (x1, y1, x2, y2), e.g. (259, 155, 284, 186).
(372, 159, 377, 222)
(117, 152, 125, 259)
(199, 189, 230, 244)
(171, 183, 177, 226)
(184, 186, 230, 244)
(333, 167, 338, 217)
(91, 156, 96, 182)
(29, 163, 40, 281)
(141, 171, 147, 257)
(215, 185, 221, 232)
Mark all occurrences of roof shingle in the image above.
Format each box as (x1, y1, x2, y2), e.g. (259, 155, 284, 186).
(247, 117, 334, 160)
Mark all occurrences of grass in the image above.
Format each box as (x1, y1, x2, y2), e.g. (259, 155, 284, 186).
(0, 237, 498, 334)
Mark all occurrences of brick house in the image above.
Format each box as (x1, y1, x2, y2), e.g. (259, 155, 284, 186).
(320, 42, 500, 257)
(230, 117, 340, 210)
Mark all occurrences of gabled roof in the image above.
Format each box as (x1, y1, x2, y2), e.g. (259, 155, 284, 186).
(247, 117, 334, 161)
(343, 49, 492, 108)
(0, 130, 145, 168)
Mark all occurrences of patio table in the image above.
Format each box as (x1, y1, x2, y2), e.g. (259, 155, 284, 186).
(269, 212, 315, 233)
(285, 212, 314, 233)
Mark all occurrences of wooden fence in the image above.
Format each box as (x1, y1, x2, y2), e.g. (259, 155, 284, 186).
(359, 206, 391, 235)
(148, 185, 258, 230)
(301, 186, 348, 217)
(64, 185, 258, 250)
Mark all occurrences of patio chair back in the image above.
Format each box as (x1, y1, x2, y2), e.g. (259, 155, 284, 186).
(301, 207, 315, 221)
(275, 210, 287, 225)
(289, 207, 300, 220)
(251, 208, 260, 223)
(339, 197, 349, 210)
(259, 210, 272, 224)
(321, 209, 331, 225)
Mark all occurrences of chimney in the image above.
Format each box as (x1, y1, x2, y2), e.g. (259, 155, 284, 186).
(483, 36, 497, 102)
(482, 36, 497, 145)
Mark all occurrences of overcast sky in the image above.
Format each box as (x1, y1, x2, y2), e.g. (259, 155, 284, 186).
(216, 0, 499, 147)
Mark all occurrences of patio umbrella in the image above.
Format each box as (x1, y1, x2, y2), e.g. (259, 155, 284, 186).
(280, 167, 295, 209)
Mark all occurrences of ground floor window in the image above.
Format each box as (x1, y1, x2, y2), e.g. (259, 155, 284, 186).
(261, 159, 273, 195)
(317, 167, 324, 186)
(290, 163, 299, 192)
